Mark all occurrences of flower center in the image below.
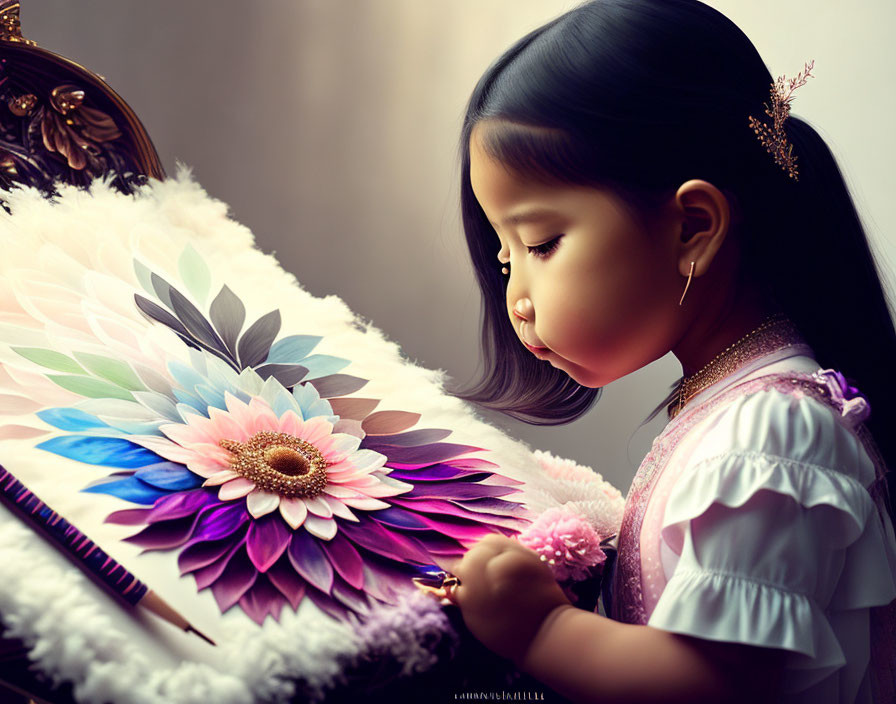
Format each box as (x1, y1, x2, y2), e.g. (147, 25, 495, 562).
(220, 430, 328, 498)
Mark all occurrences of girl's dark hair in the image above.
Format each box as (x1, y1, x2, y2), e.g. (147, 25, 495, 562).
(445, 0, 896, 508)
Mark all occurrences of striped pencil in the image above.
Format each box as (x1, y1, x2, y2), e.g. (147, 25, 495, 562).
(0, 464, 215, 646)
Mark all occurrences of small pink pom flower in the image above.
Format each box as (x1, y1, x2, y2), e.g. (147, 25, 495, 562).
(517, 506, 606, 582)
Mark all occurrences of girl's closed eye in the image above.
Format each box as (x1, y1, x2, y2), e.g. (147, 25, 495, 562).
(527, 235, 563, 258)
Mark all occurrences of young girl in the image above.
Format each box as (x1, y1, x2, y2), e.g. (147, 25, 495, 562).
(440, 1, 896, 702)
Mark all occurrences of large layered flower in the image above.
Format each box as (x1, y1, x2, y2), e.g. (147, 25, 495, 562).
(21, 246, 528, 624)
(157, 392, 414, 539)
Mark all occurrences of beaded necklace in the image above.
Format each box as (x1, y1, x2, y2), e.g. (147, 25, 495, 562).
(671, 314, 804, 419)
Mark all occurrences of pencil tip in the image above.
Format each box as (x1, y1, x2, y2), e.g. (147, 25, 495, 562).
(187, 625, 217, 646)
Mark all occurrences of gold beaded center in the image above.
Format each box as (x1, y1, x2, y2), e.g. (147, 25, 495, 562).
(220, 431, 329, 498)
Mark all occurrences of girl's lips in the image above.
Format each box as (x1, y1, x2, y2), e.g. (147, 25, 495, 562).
(522, 341, 551, 357)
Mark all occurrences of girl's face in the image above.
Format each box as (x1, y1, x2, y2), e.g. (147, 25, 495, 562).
(469, 124, 683, 388)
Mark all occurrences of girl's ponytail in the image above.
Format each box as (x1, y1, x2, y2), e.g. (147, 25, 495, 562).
(741, 116, 896, 510)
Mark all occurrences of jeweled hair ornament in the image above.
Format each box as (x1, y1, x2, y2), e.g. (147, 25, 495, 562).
(748, 59, 815, 181)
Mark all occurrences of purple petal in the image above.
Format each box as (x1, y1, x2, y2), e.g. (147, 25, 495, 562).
(238, 576, 284, 625)
(178, 529, 246, 575)
(338, 519, 432, 564)
(359, 429, 451, 447)
(210, 547, 258, 611)
(105, 508, 152, 526)
(405, 482, 521, 501)
(287, 529, 335, 593)
(319, 532, 365, 590)
(330, 574, 370, 613)
(449, 458, 501, 469)
(191, 502, 251, 542)
(305, 587, 350, 621)
(358, 557, 412, 604)
(124, 514, 200, 550)
(267, 556, 307, 609)
(363, 443, 483, 465)
(389, 497, 524, 529)
(146, 490, 215, 524)
(369, 506, 430, 530)
(255, 363, 309, 388)
(245, 514, 291, 573)
(411, 513, 499, 542)
(388, 465, 490, 482)
(193, 539, 244, 589)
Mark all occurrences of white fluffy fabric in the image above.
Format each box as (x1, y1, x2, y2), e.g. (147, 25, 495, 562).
(0, 169, 623, 703)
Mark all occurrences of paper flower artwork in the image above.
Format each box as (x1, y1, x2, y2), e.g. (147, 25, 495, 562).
(4, 240, 526, 625)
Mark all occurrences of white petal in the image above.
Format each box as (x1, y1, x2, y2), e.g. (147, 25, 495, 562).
(279, 497, 308, 529)
(202, 469, 240, 487)
(219, 478, 256, 501)
(246, 489, 280, 517)
(304, 514, 338, 540)
(323, 484, 362, 499)
(341, 496, 391, 511)
(324, 496, 360, 522)
(303, 495, 333, 518)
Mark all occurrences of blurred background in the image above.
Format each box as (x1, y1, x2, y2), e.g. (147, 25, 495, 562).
(19, 0, 896, 492)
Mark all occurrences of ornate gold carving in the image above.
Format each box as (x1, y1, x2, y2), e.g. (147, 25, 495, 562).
(0, 2, 36, 46)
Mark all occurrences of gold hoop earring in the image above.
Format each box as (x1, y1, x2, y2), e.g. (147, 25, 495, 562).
(679, 261, 695, 306)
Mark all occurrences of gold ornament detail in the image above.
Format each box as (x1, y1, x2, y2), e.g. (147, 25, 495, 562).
(8, 93, 36, 117)
(220, 431, 329, 498)
(748, 59, 814, 181)
(0, 2, 36, 45)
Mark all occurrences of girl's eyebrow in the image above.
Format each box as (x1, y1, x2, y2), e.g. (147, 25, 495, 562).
(489, 207, 559, 229)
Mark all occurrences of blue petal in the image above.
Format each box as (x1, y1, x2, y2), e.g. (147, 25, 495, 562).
(168, 361, 208, 394)
(37, 436, 163, 468)
(292, 382, 334, 420)
(134, 463, 204, 490)
(37, 408, 110, 432)
(299, 354, 352, 381)
(194, 384, 227, 411)
(266, 335, 322, 364)
(172, 388, 209, 416)
(83, 475, 170, 504)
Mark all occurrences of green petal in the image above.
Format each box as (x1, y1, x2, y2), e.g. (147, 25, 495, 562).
(47, 375, 134, 401)
(72, 352, 146, 391)
(177, 244, 212, 305)
(11, 347, 86, 374)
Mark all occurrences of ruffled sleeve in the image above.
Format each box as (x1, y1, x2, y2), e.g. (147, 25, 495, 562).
(647, 388, 896, 695)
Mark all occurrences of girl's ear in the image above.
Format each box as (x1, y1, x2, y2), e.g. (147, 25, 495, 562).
(673, 179, 731, 278)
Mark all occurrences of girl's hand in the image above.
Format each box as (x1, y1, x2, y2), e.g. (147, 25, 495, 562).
(442, 533, 572, 664)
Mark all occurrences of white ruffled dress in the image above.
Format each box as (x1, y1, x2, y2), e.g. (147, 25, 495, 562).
(614, 351, 896, 703)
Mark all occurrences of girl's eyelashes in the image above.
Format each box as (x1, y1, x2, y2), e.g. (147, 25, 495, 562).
(527, 235, 562, 258)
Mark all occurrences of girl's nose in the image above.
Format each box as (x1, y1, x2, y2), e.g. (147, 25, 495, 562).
(512, 298, 534, 322)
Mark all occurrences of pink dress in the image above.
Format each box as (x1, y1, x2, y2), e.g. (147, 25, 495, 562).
(610, 346, 896, 703)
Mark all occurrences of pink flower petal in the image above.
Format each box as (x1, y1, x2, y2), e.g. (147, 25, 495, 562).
(247, 397, 280, 434)
(278, 410, 303, 437)
(304, 514, 338, 540)
(128, 435, 196, 463)
(297, 416, 333, 446)
(202, 469, 240, 487)
(317, 434, 361, 463)
(246, 489, 280, 517)
(324, 496, 359, 522)
(279, 497, 308, 529)
(303, 496, 333, 518)
(208, 406, 250, 443)
(159, 421, 215, 447)
(222, 392, 256, 430)
(218, 477, 256, 500)
(186, 456, 230, 479)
